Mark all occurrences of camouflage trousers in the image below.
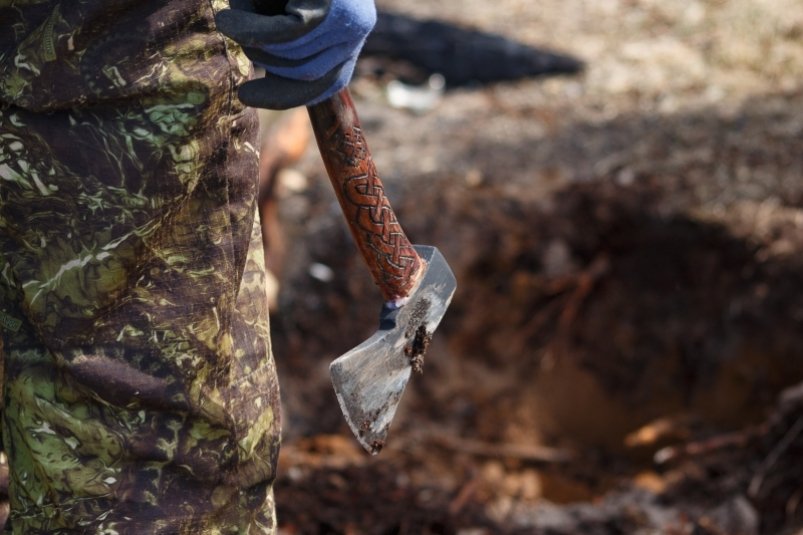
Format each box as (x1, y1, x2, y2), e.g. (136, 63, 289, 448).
(0, 1, 281, 533)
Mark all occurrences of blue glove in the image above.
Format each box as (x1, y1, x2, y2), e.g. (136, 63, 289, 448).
(215, 0, 376, 109)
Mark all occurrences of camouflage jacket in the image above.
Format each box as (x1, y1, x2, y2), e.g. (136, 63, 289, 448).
(0, 2, 281, 533)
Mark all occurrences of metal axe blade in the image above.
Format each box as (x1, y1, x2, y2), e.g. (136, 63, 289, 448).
(329, 246, 456, 454)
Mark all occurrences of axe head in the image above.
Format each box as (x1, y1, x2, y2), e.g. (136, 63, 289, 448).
(329, 245, 456, 454)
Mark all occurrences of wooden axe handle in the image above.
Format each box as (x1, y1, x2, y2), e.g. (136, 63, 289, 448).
(308, 89, 424, 303)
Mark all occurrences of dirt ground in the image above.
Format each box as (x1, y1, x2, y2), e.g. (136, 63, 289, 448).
(265, 1, 803, 533)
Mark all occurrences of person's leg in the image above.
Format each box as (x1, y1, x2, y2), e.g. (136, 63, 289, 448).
(0, 1, 280, 532)
(256, 107, 312, 309)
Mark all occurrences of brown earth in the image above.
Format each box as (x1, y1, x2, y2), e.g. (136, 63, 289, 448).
(265, 1, 803, 533)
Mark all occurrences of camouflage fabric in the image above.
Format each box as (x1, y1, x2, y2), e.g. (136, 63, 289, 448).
(0, 1, 281, 533)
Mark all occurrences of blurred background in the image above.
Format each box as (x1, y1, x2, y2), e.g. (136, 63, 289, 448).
(258, 0, 803, 533)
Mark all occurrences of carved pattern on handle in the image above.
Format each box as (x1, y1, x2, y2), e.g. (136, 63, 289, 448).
(309, 90, 423, 301)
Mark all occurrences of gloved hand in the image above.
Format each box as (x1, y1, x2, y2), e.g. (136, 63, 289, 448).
(215, 0, 376, 109)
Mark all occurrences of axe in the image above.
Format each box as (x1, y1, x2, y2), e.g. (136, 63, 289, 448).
(250, 0, 456, 454)
(306, 89, 456, 455)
